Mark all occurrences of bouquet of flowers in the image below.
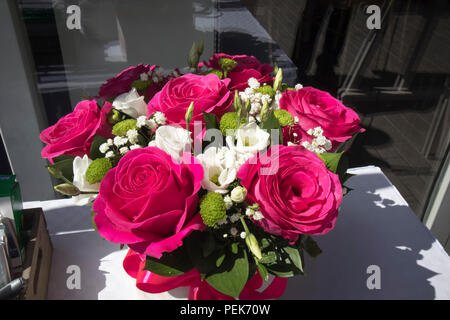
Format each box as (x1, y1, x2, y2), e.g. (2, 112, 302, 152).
(40, 42, 363, 300)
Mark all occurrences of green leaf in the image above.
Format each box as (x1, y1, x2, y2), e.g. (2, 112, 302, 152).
(90, 135, 108, 160)
(283, 246, 303, 273)
(203, 111, 218, 130)
(46, 158, 74, 182)
(317, 152, 343, 174)
(91, 211, 98, 231)
(303, 236, 322, 258)
(259, 251, 277, 265)
(144, 246, 194, 277)
(216, 254, 226, 268)
(205, 246, 249, 299)
(335, 132, 360, 153)
(256, 261, 269, 281)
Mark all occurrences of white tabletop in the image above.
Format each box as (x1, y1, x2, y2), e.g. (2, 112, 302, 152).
(24, 166, 450, 300)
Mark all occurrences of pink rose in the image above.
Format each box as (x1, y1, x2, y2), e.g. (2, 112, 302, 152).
(238, 145, 342, 240)
(93, 147, 205, 258)
(98, 64, 154, 100)
(147, 74, 233, 131)
(40, 100, 112, 162)
(280, 87, 363, 149)
(208, 54, 273, 91)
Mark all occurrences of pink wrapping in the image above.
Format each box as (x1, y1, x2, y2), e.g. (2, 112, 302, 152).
(123, 249, 287, 300)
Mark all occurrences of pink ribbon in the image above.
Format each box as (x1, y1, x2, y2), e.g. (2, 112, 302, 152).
(123, 249, 287, 300)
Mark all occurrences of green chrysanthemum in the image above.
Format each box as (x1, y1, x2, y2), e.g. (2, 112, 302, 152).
(85, 158, 112, 184)
(219, 112, 247, 136)
(254, 85, 275, 97)
(274, 109, 294, 127)
(112, 119, 138, 136)
(207, 69, 224, 79)
(218, 58, 238, 71)
(200, 192, 227, 227)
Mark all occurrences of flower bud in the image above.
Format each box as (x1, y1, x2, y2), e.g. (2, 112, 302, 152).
(185, 101, 194, 130)
(54, 183, 80, 196)
(230, 186, 247, 203)
(107, 108, 122, 125)
(245, 233, 262, 260)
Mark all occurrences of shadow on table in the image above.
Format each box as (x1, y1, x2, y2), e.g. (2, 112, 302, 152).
(43, 204, 122, 300)
(283, 172, 440, 299)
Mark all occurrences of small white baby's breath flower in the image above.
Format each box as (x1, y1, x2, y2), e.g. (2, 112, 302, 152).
(106, 138, 113, 146)
(253, 211, 264, 221)
(229, 213, 241, 223)
(245, 208, 254, 217)
(119, 146, 129, 155)
(230, 227, 238, 236)
(307, 128, 314, 136)
(153, 112, 166, 125)
(129, 144, 142, 150)
(240, 232, 247, 239)
(224, 195, 233, 210)
(126, 129, 139, 144)
(113, 136, 127, 147)
(295, 83, 303, 90)
(247, 77, 260, 89)
(105, 151, 114, 158)
(313, 127, 323, 137)
(99, 143, 109, 154)
(147, 119, 157, 130)
(136, 116, 147, 128)
(140, 73, 149, 81)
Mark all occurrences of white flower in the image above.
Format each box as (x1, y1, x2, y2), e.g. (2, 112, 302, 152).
(148, 140, 157, 147)
(126, 129, 139, 144)
(136, 116, 148, 128)
(253, 211, 264, 221)
(230, 227, 238, 236)
(294, 116, 299, 124)
(112, 88, 147, 118)
(147, 119, 157, 130)
(119, 146, 129, 155)
(106, 139, 113, 146)
(230, 186, 247, 203)
(196, 146, 238, 194)
(226, 122, 270, 166)
(224, 195, 233, 209)
(129, 144, 142, 150)
(240, 232, 247, 239)
(113, 136, 128, 147)
(247, 77, 260, 89)
(105, 151, 114, 158)
(153, 125, 191, 161)
(140, 72, 149, 81)
(312, 127, 323, 137)
(295, 83, 303, 90)
(99, 143, 109, 154)
(72, 155, 99, 206)
(245, 208, 254, 217)
(153, 112, 167, 125)
(229, 213, 241, 223)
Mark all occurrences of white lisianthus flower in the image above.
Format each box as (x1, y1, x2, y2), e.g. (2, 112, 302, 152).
(153, 125, 192, 161)
(230, 186, 247, 203)
(72, 155, 100, 206)
(226, 122, 270, 166)
(196, 146, 238, 194)
(112, 87, 147, 118)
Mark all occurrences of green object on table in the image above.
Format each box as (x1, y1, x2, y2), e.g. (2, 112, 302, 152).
(0, 175, 24, 254)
